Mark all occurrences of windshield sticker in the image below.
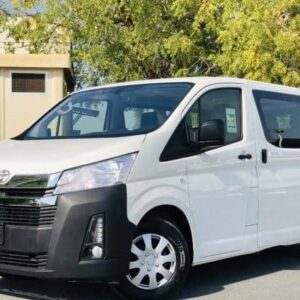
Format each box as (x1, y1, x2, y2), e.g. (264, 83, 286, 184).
(226, 108, 237, 133)
(276, 115, 291, 130)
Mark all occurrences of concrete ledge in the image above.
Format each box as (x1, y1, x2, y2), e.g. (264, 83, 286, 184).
(0, 54, 71, 70)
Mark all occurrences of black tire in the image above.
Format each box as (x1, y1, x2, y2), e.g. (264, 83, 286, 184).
(119, 218, 190, 300)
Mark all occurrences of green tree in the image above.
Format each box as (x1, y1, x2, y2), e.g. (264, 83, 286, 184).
(195, 0, 300, 86)
(1, 0, 218, 87)
(1, 0, 300, 87)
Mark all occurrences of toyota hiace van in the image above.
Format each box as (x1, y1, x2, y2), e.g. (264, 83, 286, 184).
(0, 77, 299, 299)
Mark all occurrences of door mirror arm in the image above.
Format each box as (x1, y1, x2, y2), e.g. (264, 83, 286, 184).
(190, 139, 224, 152)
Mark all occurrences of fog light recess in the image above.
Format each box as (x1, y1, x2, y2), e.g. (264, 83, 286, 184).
(82, 214, 105, 260)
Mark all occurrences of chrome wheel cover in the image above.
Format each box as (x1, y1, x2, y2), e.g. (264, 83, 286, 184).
(126, 233, 177, 290)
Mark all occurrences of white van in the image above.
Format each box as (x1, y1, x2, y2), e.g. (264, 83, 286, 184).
(0, 77, 299, 299)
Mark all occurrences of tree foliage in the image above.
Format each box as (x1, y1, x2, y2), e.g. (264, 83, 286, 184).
(0, 0, 300, 87)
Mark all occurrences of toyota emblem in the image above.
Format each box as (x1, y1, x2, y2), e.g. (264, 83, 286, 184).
(0, 170, 11, 185)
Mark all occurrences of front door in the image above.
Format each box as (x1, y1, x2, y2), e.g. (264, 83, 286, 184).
(186, 86, 257, 258)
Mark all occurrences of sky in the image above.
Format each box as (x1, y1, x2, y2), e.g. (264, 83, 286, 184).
(0, 0, 44, 15)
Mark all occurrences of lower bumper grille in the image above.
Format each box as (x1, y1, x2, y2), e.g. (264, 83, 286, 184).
(0, 252, 47, 269)
(0, 205, 57, 226)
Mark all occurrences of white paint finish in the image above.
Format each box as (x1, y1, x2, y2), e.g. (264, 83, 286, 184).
(185, 84, 258, 258)
(187, 147, 257, 257)
(0, 135, 145, 175)
(126, 81, 259, 263)
(71, 77, 300, 96)
(126, 131, 196, 247)
(0, 77, 300, 267)
(248, 85, 300, 248)
(126, 78, 299, 264)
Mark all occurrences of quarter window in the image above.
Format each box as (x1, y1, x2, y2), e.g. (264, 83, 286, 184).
(254, 90, 300, 148)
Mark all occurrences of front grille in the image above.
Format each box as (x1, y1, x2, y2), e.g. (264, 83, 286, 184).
(0, 205, 57, 226)
(0, 251, 47, 269)
(2, 189, 52, 198)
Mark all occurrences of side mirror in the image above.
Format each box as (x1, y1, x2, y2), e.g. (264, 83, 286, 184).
(199, 119, 225, 149)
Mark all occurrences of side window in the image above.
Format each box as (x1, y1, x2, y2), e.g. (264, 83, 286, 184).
(12, 73, 46, 93)
(253, 90, 300, 148)
(161, 88, 242, 161)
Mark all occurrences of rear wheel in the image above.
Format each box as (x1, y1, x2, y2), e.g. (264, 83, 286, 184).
(119, 218, 190, 299)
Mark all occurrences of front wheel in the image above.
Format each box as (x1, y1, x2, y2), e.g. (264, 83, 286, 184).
(119, 218, 190, 299)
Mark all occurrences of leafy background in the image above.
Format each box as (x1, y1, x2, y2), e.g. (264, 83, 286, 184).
(1, 0, 299, 88)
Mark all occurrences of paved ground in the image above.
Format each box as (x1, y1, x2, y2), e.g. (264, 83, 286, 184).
(0, 244, 299, 300)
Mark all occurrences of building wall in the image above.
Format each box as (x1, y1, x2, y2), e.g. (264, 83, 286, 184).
(0, 25, 73, 140)
(0, 68, 65, 140)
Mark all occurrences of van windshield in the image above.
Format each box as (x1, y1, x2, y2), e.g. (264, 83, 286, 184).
(20, 83, 194, 139)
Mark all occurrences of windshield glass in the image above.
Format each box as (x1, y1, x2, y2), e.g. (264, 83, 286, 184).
(21, 83, 194, 139)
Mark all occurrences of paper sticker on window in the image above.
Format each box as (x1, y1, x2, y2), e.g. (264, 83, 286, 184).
(226, 108, 237, 133)
(276, 115, 291, 130)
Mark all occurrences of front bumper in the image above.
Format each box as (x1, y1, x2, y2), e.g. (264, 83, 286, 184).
(0, 184, 136, 281)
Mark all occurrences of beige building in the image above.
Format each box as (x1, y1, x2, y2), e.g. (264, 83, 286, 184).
(0, 24, 74, 139)
(0, 54, 74, 140)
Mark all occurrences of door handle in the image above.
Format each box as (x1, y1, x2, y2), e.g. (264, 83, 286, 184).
(238, 153, 252, 160)
(262, 149, 267, 164)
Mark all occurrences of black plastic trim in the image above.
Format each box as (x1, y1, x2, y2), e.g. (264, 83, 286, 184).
(0, 184, 136, 281)
(262, 149, 268, 164)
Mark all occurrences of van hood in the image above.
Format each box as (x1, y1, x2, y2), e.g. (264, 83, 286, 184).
(0, 136, 145, 176)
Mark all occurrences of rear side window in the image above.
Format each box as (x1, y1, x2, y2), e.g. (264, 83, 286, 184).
(254, 90, 300, 148)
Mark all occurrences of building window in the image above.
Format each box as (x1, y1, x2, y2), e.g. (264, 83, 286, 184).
(12, 73, 46, 93)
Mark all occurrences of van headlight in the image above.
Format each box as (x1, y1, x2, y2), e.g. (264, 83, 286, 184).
(54, 153, 137, 195)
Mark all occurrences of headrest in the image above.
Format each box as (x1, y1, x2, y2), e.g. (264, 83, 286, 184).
(141, 112, 159, 130)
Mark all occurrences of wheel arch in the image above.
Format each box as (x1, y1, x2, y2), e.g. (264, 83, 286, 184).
(138, 205, 194, 262)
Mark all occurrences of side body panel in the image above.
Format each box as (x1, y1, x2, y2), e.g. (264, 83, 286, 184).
(250, 84, 300, 248)
(126, 84, 202, 260)
(126, 117, 195, 249)
(127, 82, 259, 264)
(185, 84, 258, 260)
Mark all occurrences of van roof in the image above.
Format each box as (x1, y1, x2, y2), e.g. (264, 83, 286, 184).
(72, 77, 300, 95)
